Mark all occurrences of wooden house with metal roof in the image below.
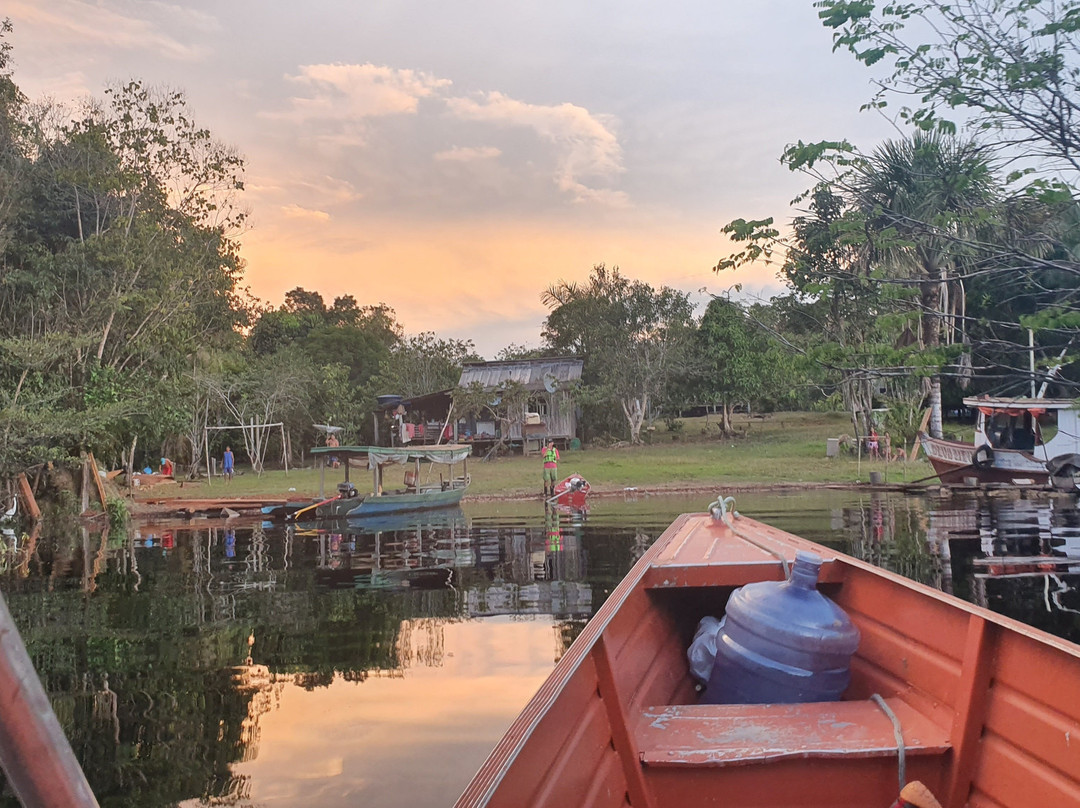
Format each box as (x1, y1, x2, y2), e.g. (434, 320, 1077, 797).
(457, 357, 583, 450)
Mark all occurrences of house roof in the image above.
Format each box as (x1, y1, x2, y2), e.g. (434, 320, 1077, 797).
(458, 357, 583, 392)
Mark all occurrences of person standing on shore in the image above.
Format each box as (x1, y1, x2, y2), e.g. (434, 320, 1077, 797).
(542, 439, 559, 498)
(223, 446, 234, 482)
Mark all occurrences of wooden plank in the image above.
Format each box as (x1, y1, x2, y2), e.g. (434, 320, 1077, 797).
(644, 755, 944, 808)
(485, 655, 608, 808)
(602, 587, 656, 661)
(608, 604, 678, 709)
(643, 559, 843, 589)
(86, 453, 108, 512)
(845, 656, 956, 731)
(968, 789, 1007, 808)
(531, 698, 619, 808)
(629, 629, 694, 709)
(972, 731, 1080, 807)
(593, 636, 655, 808)
(15, 473, 40, 522)
(847, 612, 960, 707)
(836, 570, 969, 663)
(637, 699, 950, 767)
(581, 751, 630, 808)
(945, 616, 996, 808)
(982, 680, 1080, 788)
(993, 632, 1080, 710)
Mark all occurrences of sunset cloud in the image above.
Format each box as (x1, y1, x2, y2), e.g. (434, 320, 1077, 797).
(434, 146, 502, 162)
(280, 204, 331, 222)
(447, 92, 625, 204)
(6, 0, 214, 61)
(274, 63, 452, 122)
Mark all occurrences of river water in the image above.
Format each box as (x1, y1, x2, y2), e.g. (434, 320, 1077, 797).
(1, 489, 1078, 806)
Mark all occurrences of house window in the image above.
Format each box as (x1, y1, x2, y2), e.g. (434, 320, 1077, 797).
(529, 397, 549, 417)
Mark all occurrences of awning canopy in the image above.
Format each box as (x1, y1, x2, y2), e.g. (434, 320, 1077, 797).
(977, 407, 1046, 418)
(964, 396, 1075, 411)
(311, 444, 471, 469)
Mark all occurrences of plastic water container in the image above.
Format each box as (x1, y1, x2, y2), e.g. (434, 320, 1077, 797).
(703, 551, 860, 704)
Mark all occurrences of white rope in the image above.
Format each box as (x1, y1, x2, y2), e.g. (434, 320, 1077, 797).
(709, 495, 790, 579)
(872, 693, 906, 793)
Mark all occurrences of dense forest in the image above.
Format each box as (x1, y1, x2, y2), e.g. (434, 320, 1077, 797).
(1, 1, 1079, 485)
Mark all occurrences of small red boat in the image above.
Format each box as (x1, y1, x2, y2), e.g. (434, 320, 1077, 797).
(458, 499, 1080, 808)
(550, 474, 590, 510)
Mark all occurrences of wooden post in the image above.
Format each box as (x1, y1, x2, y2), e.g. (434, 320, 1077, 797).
(126, 435, 136, 492)
(14, 474, 40, 522)
(436, 403, 454, 446)
(204, 427, 212, 486)
(318, 456, 325, 499)
(80, 457, 90, 515)
(86, 453, 108, 512)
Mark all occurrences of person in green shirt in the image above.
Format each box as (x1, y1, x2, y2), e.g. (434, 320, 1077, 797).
(542, 439, 560, 498)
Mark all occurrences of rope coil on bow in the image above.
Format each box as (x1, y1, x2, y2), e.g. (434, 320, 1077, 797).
(708, 494, 790, 579)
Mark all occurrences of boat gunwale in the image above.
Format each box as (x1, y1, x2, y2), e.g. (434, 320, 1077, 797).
(919, 432, 1043, 465)
(455, 512, 696, 807)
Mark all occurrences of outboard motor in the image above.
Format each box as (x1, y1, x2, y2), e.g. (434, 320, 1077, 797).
(337, 481, 358, 499)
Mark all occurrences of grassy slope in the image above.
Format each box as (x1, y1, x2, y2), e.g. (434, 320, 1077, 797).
(134, 412, 932, 503)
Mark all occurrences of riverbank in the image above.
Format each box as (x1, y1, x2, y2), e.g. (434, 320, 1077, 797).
(128, 412, 934, 515)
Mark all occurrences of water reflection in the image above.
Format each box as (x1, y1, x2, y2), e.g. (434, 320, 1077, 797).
(0, 492, 1077, 806)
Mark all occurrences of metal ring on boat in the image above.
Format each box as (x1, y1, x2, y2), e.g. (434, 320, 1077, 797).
(972, 444, 994, 469)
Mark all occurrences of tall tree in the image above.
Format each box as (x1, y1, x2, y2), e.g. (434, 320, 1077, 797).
(691, 296, 802, 435)
(818, 0, 1080, 389)
(543, 265, 695, 443)
(852, 132, 1000, 436)
(370, 332, 478, 398)
(0, 50, 248, 476)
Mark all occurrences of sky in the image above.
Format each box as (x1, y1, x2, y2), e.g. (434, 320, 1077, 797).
(7, 0, 896, 357)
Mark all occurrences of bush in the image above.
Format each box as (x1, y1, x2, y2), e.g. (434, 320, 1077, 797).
(664, 417, 685, 433)
(106, 497, 130, 531)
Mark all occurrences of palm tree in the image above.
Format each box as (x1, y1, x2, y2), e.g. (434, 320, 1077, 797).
(852, 132, 999, 438)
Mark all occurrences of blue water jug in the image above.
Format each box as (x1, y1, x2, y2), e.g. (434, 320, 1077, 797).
(703, 551, 860, 704)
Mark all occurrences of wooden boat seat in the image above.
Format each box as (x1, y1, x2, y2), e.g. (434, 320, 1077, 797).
(636, 698, 951, 768)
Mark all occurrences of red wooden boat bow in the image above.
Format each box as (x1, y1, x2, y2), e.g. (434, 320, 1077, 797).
(458, 500, 1080, 808)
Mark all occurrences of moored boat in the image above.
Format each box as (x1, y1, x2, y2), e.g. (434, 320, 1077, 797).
(550, 473, 590, 510)
(920, 396, 1080, 490)
(309, 444, 472, 518)
(457, 498, 1080, 808)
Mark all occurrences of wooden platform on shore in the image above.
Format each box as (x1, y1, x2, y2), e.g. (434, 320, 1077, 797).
(133, 496, 310, 517)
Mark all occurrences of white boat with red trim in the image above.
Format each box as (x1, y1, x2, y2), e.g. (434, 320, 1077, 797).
(920, 396, 1080, 490)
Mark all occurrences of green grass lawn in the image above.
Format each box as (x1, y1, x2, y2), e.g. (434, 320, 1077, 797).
(136, 412, 932, 503)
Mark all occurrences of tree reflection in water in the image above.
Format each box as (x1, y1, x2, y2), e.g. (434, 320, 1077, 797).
(0, 492, 1076, 806)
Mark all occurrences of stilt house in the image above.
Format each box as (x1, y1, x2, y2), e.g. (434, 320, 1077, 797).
(457, 357, 583, 451)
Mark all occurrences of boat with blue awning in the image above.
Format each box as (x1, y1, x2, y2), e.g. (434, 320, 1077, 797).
(306, 444, 471, 519)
